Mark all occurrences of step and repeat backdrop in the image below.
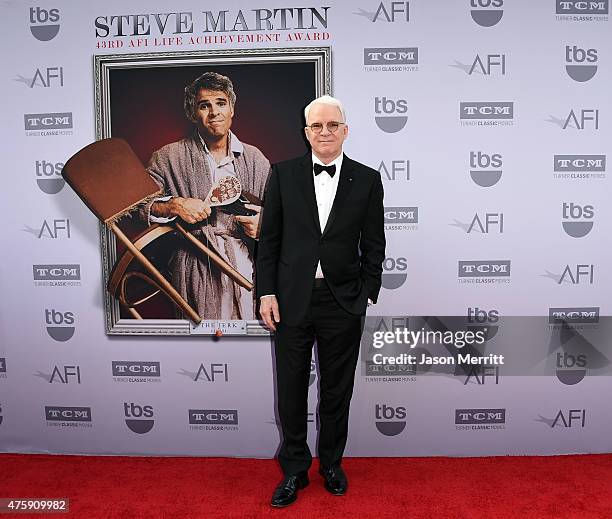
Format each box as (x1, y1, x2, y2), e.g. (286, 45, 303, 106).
(1, 0, 612, 457)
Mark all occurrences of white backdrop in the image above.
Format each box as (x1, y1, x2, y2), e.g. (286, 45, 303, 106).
(1, 0, 611, 457)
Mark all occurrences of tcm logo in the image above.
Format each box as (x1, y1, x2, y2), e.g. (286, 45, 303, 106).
(375, 404, 407, 436)
(364, 47, 418, 65)
(124, 403, 154, 434)
(549, 307, 599, 324)
(0, 358, 6, 378)
(460, 102, 513, 120)
(48, 365, 81, 384)
(562, 202, 594, 237)
(189, 409, 238, 425)
(470, 151, 502, 187)
(30, 7, 60, 41)
(36, 160, 65, 194)
(565, 46, 598, 82)
(354, 2, 409, 22)
(470, 0, 504, 27)
(374, 97, 408, 133)
(384, 207, 418, 223)
(455, 408, 505, 424)
(33, 264, 80, 280)
(548, 409, 586, 428)
(382, 257, 408, 289)
(463, 366, 500, 385)
(32, 219, 71, 239)
(45, 406, 91, 422)
(556, 1, 608, 14)
(465, 213, 504, 234)
(555, 155, 605, 172)
(556, 352, 587, 385)
(378, 160, 410, 181)
(44, 309, 75, 342)
(193, 363, 229, 382)
(24, 113, 73, 130)
(458, 260, 511, 277)
(15, 67, 64, 88)
(0, 404, 3, 426)
(112, 361, 160, 377)
(558, 264, 594, 284)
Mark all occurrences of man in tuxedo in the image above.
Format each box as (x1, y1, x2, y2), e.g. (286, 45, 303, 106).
(256, 95, 385, 507)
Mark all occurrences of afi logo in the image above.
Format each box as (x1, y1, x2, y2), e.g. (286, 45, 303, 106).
(355, 2, 409, 22)
(17, 67, 64, 88)
(467, 213, 504, 233)
(194, 363, 229, 382)
(563, 109, 599, 130)
(469, 54, 506, 75)
(464, 366, 500, 385)
(49, 365, 81, 384)
(551, 409, 586, 427)
(378, 160, 410, 181)
(29, 7, 60, 41)
(37, 219, 70, 239)
(559, 264, 594, 284)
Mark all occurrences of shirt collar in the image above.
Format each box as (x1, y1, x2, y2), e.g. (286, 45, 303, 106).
(198, 130, 244, 156)
(312, 152, 343, 176)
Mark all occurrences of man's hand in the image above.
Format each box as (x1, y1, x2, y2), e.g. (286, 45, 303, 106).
(235, 204, 262, 239)
(259, 295, 280, 331)
(151, 197, 211, 224)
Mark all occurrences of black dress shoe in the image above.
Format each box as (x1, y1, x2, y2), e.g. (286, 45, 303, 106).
(270, 472, 309, 508)
(319, 465, 348, 495)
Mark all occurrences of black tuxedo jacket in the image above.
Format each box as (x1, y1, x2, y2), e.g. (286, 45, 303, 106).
(256, 153, 385, 326)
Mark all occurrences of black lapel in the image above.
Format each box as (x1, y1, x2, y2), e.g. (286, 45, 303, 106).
(322, 154, 356, 237)
(296, 154, 321, 234)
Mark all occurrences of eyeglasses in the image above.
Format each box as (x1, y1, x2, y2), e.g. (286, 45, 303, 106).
(306, 122, 345, 134)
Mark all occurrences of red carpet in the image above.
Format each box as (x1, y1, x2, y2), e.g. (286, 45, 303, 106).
(1, 454, 612, 518)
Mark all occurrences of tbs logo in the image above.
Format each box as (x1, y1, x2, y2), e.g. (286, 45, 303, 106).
(467, 307, 499, 340)
(36, 160, 65, 194)
(29, 7, 60, 41)
(124, 403, 154, 434)
(374, 97, 408, 133)
(470, 151, 502, 187)
(375, 404, 407, 436)
(565, 46, 598, 82)
(556, 352, 587, 385)
(562, 202, 594, 238)
(470, 0, 504, 27)
(45, 309, 75, 342)
(382, 257, 408, 289)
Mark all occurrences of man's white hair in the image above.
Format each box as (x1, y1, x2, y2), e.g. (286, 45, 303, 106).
(304, 95, 347, 124)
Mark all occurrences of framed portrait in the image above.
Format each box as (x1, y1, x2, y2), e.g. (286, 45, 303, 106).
(94, 47, 331, 336)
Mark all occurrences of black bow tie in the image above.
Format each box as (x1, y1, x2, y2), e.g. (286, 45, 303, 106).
(313, 163, 336, 177)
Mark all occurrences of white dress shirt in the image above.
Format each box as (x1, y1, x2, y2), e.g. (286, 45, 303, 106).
(312, 152, 343, 278)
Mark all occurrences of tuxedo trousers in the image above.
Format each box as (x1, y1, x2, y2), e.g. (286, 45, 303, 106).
(274, 280, 363, 475)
